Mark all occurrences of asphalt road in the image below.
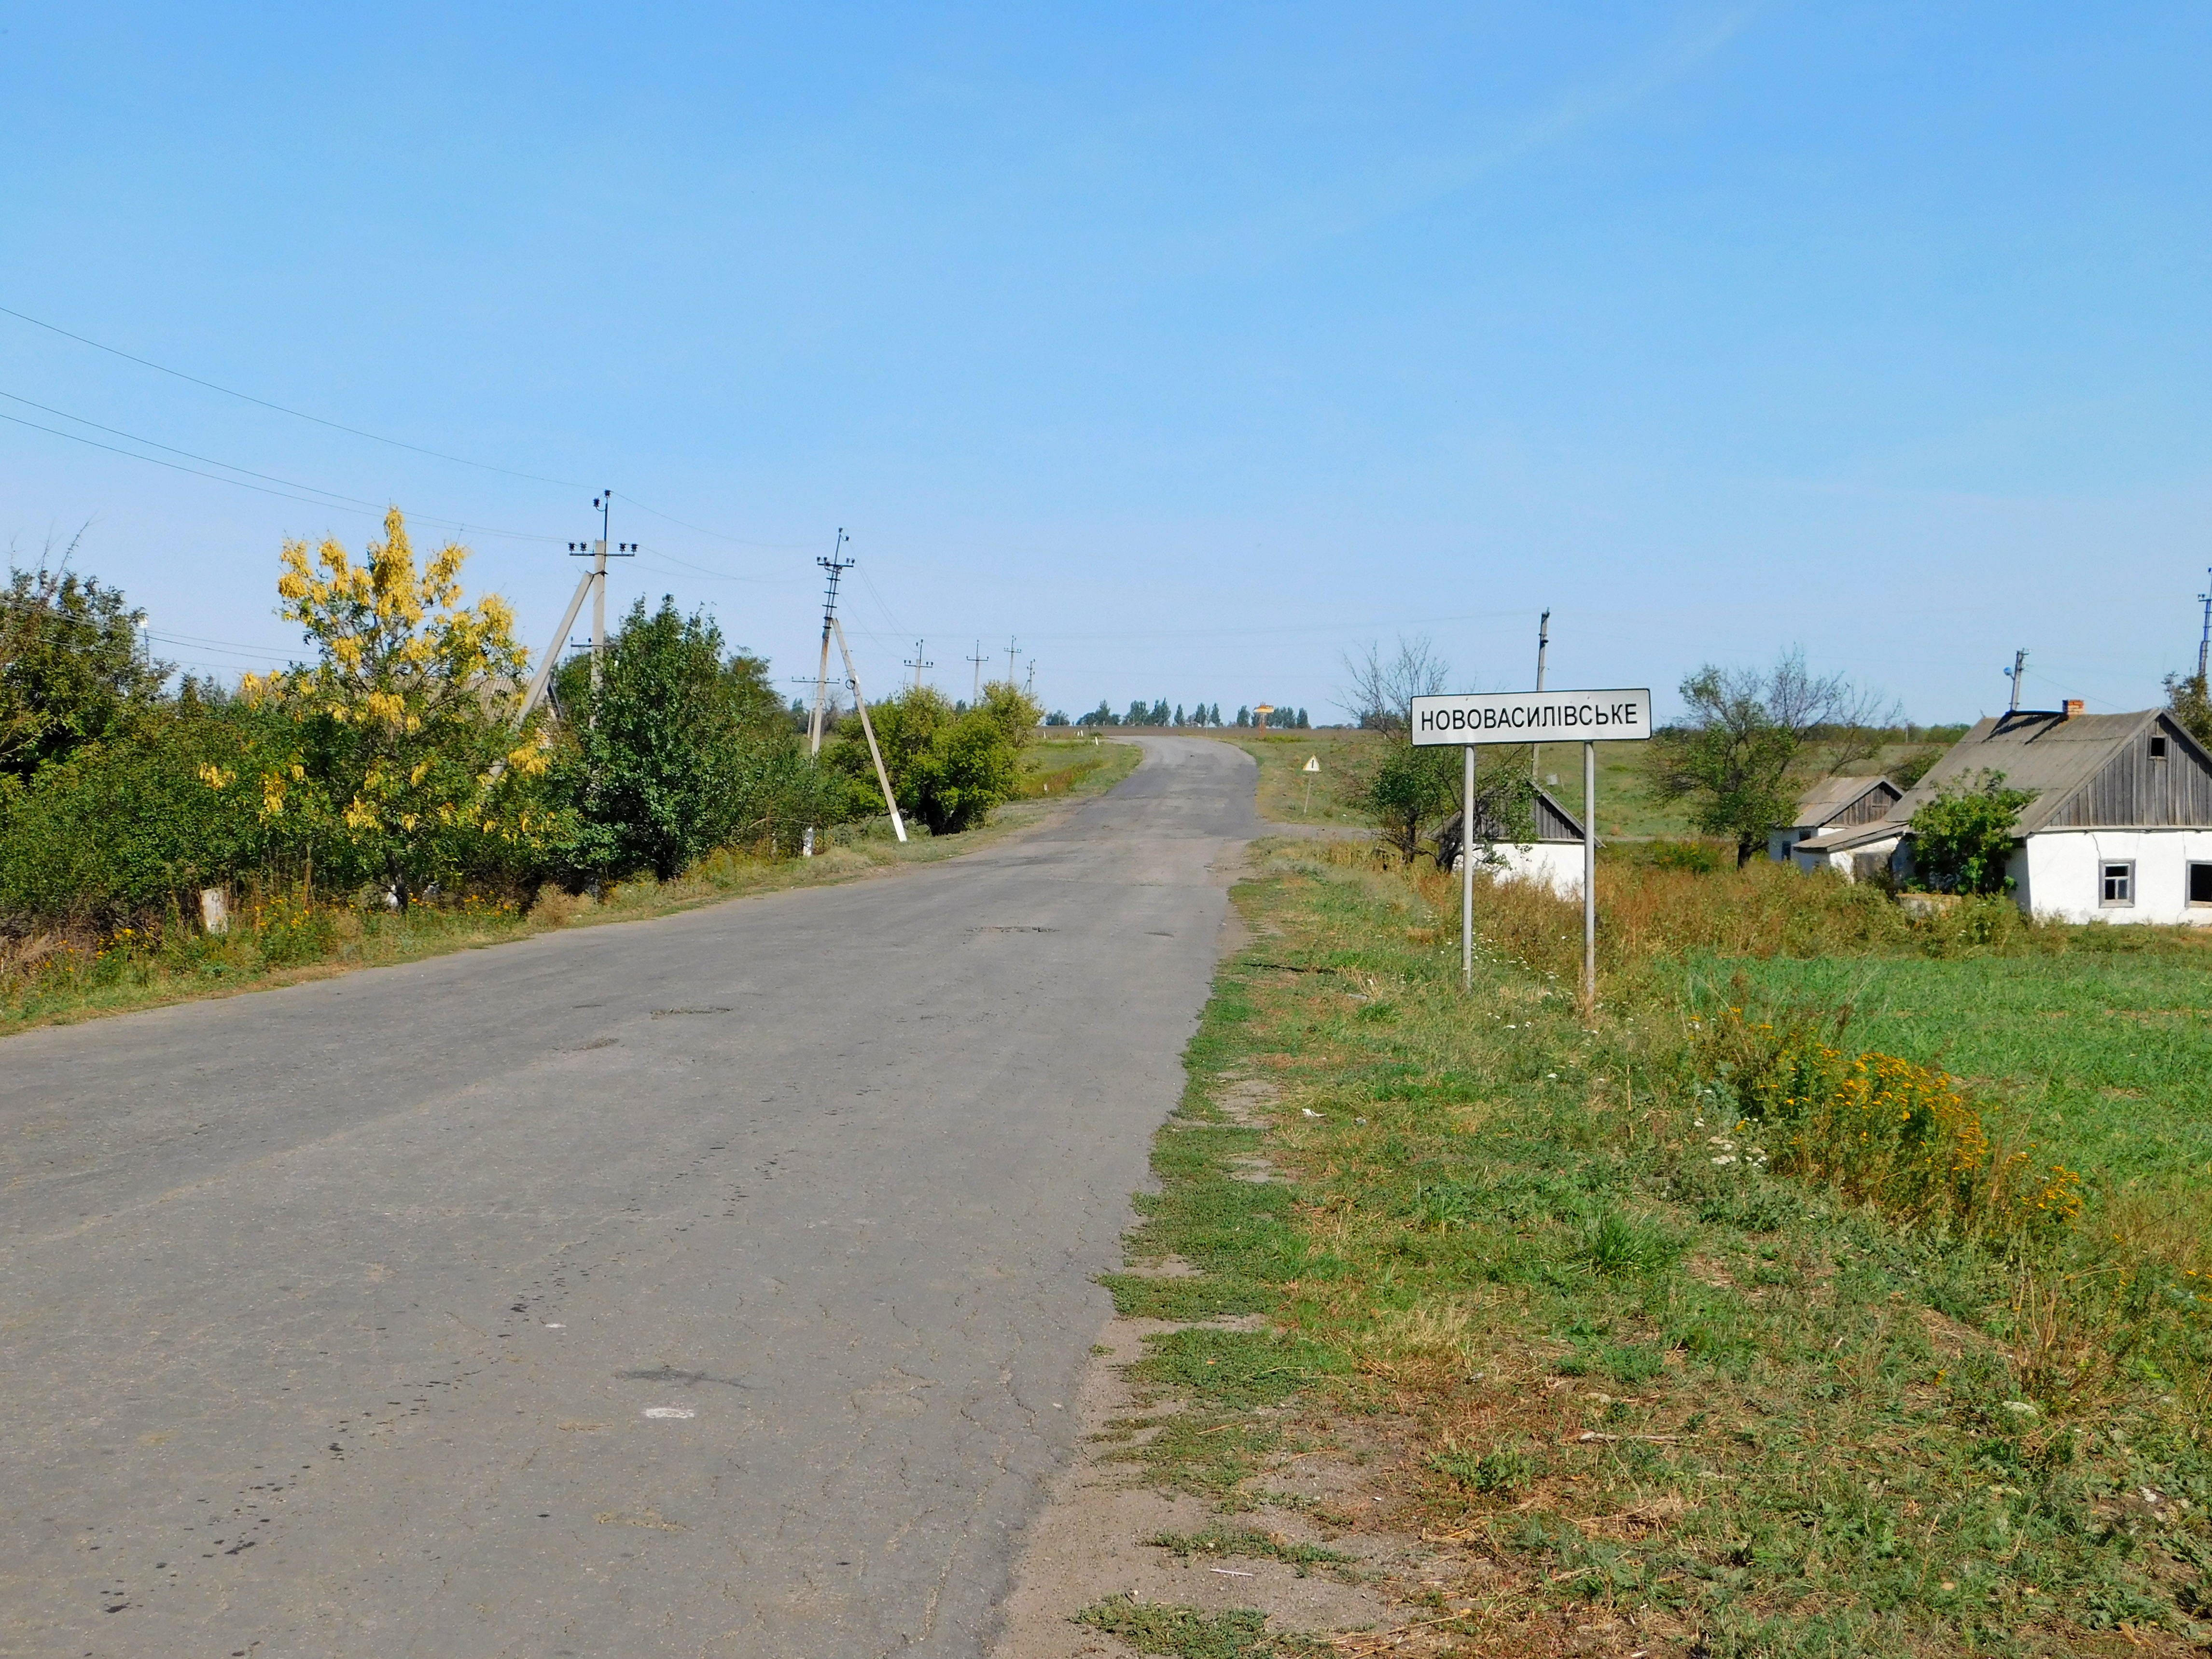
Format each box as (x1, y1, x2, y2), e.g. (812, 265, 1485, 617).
(0, 736, 1254, 1659)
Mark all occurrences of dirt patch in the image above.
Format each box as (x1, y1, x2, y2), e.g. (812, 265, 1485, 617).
(989, 1315, 1418, 1659)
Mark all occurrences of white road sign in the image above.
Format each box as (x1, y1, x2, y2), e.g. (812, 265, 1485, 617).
(1410, 688, 1652, 747)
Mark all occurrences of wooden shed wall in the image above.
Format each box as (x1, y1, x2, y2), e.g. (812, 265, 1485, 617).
(2048, 718, 2212, 827)
(1834, 782, 1901, 828)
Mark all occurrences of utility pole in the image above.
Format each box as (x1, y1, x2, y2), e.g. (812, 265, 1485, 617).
(1004, 636, 1020, 685)
(1530, 608, 1551, 783)
(2005, 648, 2029, 714)
(1025, 660, 1036, 698)
(829, 612, 905, 845)
(2197, 570, 2212, 683)
(904, 639, 933, 691)
(966, 641, 989, 702)
(513, 490, 635, 728)
(807, 533, 852, 758)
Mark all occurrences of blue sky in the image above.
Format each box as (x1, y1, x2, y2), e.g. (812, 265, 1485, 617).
(3, 3, 2208, 723)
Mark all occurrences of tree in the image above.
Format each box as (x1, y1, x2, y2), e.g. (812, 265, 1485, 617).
(1173, 704, 1185, 727)
(2165, 671, 2212, 748)
(1235, 706, 1250, 727)
(0, 550, 171, 781)
(555, 597, 798, 880)
(1338, 636, 1449, 733)
(1908, 770, 2034, 894)
(1295, 708, 1309, 729)
(236, 509, 547, 905)
(1646, 651, 1888, 867)
(1361, 742, 1462, 863)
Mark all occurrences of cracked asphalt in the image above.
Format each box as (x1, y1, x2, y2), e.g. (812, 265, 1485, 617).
(0, 736, 1253, 1658)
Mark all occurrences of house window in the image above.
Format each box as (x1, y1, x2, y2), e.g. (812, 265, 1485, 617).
(2151, 735, 2169, 759)
(2101, 862, 2134, 906)
(2192, 863, 2212, 906)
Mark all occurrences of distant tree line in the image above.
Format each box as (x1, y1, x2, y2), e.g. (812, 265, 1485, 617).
(1046, 700, 1308, 729)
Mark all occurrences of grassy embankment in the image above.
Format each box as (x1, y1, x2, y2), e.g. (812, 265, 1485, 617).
(1084, 848, 2212, 1658)
(0, 734, 1140, 1036)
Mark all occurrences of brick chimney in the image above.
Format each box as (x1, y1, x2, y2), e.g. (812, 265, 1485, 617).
(2063, 699, 2084, 719)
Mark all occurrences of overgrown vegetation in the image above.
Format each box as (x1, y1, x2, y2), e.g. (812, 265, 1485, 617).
(1905, 769, 2035, 895)
(1100, 841, 2212, 1656)
(0, 521, 1099, 1024)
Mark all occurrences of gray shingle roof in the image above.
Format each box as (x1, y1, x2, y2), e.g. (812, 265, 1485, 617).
(1789, 775, 1895, 828)
(1890, 710, 2160, 834)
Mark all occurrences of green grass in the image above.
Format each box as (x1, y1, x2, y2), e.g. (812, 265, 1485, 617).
(1104, 841, 2212, 1656)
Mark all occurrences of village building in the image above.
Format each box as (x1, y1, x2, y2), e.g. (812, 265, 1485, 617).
(1766, 775, 1902, 864)
(1789, 703, 2212, 924)
(1439, 787, 1588, 899)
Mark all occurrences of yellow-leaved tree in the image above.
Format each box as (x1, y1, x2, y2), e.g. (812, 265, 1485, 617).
(234, 508, 554, 905)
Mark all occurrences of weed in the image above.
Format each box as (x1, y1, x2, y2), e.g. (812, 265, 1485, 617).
(1072, 1596, 1284, 1659)
(1145, 1524, 1352, 1577)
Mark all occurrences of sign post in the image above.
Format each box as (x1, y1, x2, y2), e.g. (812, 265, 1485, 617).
(1409, 688, 1652, 1011)
(1301, 753, 1321, 815)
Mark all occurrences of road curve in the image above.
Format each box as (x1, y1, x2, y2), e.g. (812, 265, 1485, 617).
(0, 736, 1254, 1659)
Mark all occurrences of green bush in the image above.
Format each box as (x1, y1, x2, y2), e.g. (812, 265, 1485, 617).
(1907, 769, 2033, 894)
(0, 705, 295, 925)
(553, 598, 818, 880)
(837, 681, 1040, 836)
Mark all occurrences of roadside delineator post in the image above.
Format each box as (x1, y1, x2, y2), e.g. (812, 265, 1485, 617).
(1410, 686, 1653, 1012)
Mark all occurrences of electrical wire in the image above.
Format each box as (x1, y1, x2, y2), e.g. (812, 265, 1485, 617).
(0, 399, 564, 544)
(0, 303, 586, 489)
(3, 305, 840, 557)
(616, 491, 817, 554)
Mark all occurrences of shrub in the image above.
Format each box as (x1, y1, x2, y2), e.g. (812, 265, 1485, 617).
(1907, 770, 2033, 895)
(553, 597, 808, 879)
(838, 681, 1040, 835)
(1694, 1007, 2081, 1237)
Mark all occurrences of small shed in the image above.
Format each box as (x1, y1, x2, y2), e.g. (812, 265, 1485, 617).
(1790, 706, 2212, 924)
(1766, 776, 1902, 864)
(1438, 787, 1588, 899)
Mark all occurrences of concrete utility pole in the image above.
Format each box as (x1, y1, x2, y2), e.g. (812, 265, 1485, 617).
(1004, 636, 1020, 685)
(1025, 660, 1036, 697)
(2197, 571, 2212, 682)
(966, 641, 989, 702)
(513, 490, 635, 729)
(830, 614, 905, 844)
(808, 533, 852, 758)
(2005, 648, 2029, 714)
(1530, 608, 1551, 783)
(904, 639, 933, 690)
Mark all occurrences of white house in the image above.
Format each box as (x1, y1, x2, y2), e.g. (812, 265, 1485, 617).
(1790, 704, 2212, 925)
(1767, 775, 1901, 864)
(1439, 787, 1589, 899)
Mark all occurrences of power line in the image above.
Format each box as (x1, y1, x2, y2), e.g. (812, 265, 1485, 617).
(0, 302, 586, 489)
(0, 404, 562, 544)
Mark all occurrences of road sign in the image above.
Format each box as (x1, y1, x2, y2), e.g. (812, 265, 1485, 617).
(1409, 688, 1651, 746)
(1413, 686, 1653, 1013)
(1302, 756, 1320, 773)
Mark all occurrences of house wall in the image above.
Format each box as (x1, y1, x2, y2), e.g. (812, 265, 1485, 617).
(1767, 828, 1803, 864)
(1790, 835, 1902, 881)
(2018, 830, 2212, 925)
(1482, 842, 1586, 899)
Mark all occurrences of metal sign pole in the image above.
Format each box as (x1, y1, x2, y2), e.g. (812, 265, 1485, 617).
(1583, 740, 1597, 1015)
(1462, 743, 1475, 988)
